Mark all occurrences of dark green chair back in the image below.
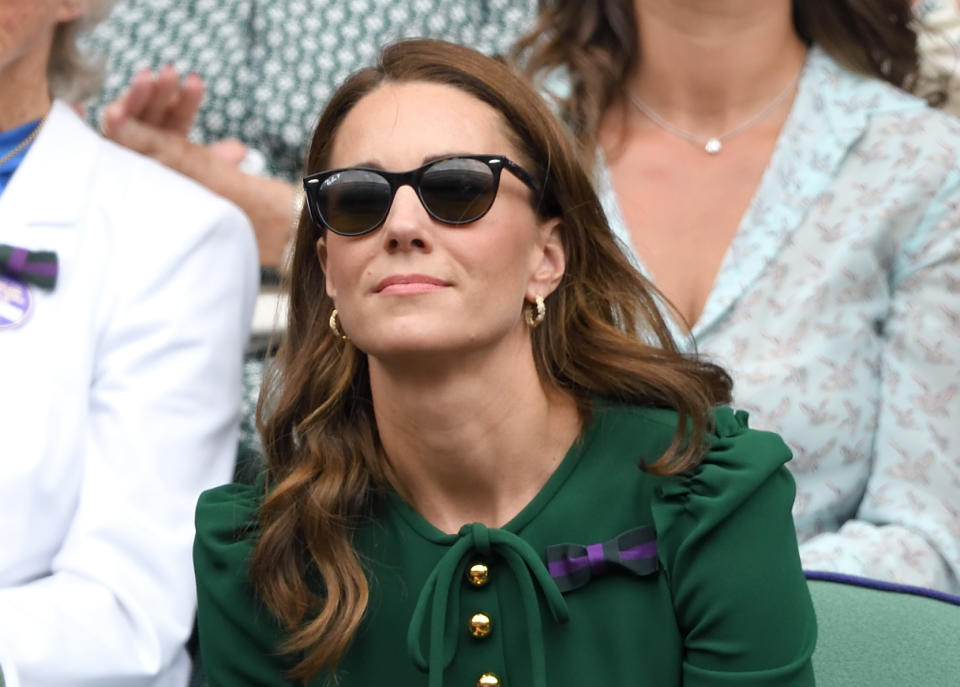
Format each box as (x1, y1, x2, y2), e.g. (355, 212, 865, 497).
(807, 572, 960, 686)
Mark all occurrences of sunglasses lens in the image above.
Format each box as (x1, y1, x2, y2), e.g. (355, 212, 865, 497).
(419, 158, 497, 224)
(318, 170, 392, 235)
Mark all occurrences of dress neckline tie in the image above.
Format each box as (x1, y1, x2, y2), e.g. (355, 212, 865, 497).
(407, 522, 570, 687)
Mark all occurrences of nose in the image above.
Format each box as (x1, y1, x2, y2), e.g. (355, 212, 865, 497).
(380, 184, 432, 252)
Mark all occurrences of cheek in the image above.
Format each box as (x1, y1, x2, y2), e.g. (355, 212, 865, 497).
(494, 221, 539, 272)
(0, 16, 25, 46)
(460, 229, 537, 297)
(324, 257, 348, 299)
(323, 241, 369, 299)
(0, 5, 49, 35)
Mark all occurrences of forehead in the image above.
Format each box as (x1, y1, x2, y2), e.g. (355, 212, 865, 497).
(329, 81, 518, 169)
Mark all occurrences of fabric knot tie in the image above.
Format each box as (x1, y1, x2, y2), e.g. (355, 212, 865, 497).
(465, 522, 492, 555)
(0, 244, 58, 290)
(407, 523, 569, 687)
(545, 525, 659, 592)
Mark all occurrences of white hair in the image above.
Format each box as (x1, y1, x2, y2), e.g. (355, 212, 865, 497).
(48, 0, 119, 101)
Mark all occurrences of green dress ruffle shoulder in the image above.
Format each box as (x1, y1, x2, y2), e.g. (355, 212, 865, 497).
(194, 402, 816, 686)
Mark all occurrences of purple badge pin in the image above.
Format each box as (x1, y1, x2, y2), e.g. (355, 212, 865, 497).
(0, 274, 34, 329)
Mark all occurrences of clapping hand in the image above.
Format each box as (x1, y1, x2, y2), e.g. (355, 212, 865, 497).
(100, 66, 296, 267)
(102, 65, 248, 167)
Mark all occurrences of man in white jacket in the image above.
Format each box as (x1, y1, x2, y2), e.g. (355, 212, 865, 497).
(0, 1, 258, 685)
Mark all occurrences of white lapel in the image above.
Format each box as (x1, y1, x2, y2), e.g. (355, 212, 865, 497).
(0, 100, 101, 232)
(0, 101, 102, 302)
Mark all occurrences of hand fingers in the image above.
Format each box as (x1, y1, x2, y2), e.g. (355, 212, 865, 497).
(110, 66, 207, 136)
(209, 139, 249, 166)
(121, 68, 157, 120)
(101, 110, 181, 164)
(163, 72, 205, 136)
(101, 108, 163, 154)
(140, 64, 181, 125)
(101, 101, 127, 139)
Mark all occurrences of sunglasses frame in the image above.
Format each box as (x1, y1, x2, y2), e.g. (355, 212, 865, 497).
(302, 154, 540, 236)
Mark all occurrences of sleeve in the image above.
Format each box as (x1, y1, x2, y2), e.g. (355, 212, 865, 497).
(194, 483, 299, 686)
(799, 162, 960, 593)
(0, 198, 258, 685)
(651, 408, 817, 686)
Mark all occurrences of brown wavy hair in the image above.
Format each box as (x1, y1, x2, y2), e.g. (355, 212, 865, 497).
(252, 38, 732, 682)
(512, 0, 928, 156)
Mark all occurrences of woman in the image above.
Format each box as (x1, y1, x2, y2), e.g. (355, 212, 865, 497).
(513, 0, 960, 592)
(194, 39, 815, 686)
(0, 0, 257, 685)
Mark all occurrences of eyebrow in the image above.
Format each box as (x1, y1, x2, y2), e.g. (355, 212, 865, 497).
(349, 152, 477, 170)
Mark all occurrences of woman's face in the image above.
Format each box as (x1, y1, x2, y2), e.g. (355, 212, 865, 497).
(318, 80, 564, 364)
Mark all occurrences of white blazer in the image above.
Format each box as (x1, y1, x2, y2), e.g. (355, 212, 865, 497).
(0, 102, 258, 686)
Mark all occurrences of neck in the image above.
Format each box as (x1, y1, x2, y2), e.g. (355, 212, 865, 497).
(0, 39, 54, 132)
(628, 0, 806, 132)
(369, 339, 581, 533)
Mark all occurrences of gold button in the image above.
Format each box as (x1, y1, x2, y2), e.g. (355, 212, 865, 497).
(477, 673, 500, 687)
(469, 612, 493, 639)
(467, 562, 490, 586)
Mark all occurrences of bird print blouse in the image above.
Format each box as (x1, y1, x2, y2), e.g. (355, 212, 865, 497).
(590, 47, 960, 593)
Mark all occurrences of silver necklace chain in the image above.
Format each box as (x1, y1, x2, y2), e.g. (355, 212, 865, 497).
(626, 72, 802, 155)
(0, 113, 48, 168)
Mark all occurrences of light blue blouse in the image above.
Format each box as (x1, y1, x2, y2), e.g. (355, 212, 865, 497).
(587, 47, 960, 592)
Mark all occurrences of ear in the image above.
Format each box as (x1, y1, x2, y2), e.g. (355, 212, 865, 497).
(316, 236, 336, 299)
(57, 0, 91, 22)
(526, 217, 565, 301)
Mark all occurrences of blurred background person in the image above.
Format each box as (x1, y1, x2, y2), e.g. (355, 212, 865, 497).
(512, 0, 960, 592)
(0, 1, 257, 685)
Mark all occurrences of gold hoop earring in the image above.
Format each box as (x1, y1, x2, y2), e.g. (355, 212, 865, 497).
(525, 295, 546, 328)
(329, 309, 348, 341)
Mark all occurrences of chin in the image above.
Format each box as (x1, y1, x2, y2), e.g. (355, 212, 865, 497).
(361, 329, 506, 365)
(353, 314, 518, 364)
(355, 326, 461, 359)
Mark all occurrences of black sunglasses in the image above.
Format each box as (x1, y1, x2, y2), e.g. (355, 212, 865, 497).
(302, 154, 540, 236)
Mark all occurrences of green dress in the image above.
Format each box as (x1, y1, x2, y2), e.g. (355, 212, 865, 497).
(194, 402, 817, 686)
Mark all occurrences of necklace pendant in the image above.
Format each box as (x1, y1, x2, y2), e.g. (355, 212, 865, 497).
(704, 138, 723, 155)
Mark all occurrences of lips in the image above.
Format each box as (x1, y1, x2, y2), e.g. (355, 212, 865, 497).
(375, 273, 451, 294)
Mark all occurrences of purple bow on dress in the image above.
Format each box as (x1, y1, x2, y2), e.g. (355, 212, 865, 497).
(545, 526, 658, 592)
(0, 244, 58, 290)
